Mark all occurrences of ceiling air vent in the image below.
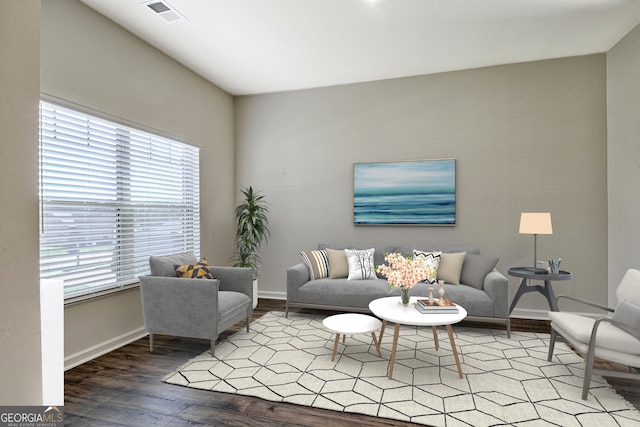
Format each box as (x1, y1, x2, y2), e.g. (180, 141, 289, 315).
(145, 1, 186, 22)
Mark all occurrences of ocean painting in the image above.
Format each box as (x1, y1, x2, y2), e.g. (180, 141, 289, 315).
(353, 159, 456, 225)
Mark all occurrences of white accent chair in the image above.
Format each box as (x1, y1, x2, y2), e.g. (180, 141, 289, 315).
(547, 269, 640, 400)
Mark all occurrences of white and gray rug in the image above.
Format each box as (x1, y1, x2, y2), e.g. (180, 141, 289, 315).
(164, 311, 640, 426)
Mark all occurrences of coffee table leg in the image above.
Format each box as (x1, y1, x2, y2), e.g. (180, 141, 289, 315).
(332, 333, 340, 361)
(446, 325, 463, 379)
(432, 326, 439, 351)
(371, 332, 382, 357)
(379, 320, 387, 344)
(388, 323, 401, 379)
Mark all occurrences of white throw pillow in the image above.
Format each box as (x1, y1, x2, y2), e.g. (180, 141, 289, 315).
(345, 248, 376, 280)
(413, 250, 441, 284)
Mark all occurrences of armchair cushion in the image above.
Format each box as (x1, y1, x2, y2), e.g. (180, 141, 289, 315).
(150, 251, 197, 277)
(548, 311, 640, 355)
(612, 300, 640, 341)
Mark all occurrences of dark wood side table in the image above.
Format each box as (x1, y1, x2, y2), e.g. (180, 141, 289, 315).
(508, 267, 573, 314)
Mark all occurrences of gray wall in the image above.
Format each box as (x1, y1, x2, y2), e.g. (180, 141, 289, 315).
(607, 23, 640, 303)
(40, 0, 236, 367)
(235, 55, 609, 317)
(0, 0, 42, 404)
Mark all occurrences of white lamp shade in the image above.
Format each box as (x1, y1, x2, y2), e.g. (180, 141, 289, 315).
(519, 212, 553, 235)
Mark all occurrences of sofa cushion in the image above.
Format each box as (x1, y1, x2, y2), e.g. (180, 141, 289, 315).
(298, 278, 390, 308)
(175, 259, 214, 279)
(150, 251, 198, 277)
(460, 254, 499, 290)
(300, 250, 329, 280)
(326, 248, 349, 279)
(413, 250, 441, 284)
(346, 248, 376, 280)
(437, 252, 466, 285)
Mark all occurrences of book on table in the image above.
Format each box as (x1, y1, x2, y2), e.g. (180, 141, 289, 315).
(415, 298, 458, 314)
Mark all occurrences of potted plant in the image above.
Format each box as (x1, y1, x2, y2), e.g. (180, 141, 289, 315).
(231, 186, 270, 308)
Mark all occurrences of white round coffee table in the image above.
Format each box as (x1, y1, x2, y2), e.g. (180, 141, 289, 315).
(323, 313, 383, 361)
(369, 296, 467, 379)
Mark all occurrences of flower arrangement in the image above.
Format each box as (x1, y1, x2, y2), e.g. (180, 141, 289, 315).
(376, 252, 434, 305)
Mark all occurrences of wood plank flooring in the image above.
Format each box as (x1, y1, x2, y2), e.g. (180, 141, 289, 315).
(64, 299, 639, 426)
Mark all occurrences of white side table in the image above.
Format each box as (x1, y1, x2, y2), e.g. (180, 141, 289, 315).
(323, 313, 382, 361)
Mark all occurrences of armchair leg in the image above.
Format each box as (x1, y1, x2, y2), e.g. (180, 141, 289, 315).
(582, 346, 597, 400)
(547, 328, 556, 362)
(149, 333, 154, 353)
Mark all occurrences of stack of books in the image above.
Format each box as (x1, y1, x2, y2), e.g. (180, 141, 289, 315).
(415, 298, 458, 314)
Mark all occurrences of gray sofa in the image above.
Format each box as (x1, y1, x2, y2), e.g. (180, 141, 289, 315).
(286, 244, 511, 336)
(139, 251, 253, 355)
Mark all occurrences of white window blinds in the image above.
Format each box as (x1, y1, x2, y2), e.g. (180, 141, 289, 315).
(39, 100, 201, 299)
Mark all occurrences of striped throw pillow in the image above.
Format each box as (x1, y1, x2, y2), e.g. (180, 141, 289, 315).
(300, 250, 329, 280)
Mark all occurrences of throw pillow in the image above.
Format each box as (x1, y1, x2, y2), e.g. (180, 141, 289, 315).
(326, 248, 349, 279)
(413, 250, 441, 284)
(437, 252, 466, 285)
(174, 259, 214, 279)
(460, 253, 499, 289)
(300, 250, 329, 280)
(345, 248, 376, 280)
(612, 300, 640, 341)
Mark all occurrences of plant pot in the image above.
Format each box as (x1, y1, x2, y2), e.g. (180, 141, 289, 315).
(252, 279, 258, 309)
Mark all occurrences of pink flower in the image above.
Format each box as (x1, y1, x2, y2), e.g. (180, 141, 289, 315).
(376, 252, 432, 289)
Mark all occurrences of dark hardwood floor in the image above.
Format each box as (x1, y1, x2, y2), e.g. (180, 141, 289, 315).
(64, 299, 639, 426)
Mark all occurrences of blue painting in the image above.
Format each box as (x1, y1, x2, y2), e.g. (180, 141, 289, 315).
(353, 159, 456, 225)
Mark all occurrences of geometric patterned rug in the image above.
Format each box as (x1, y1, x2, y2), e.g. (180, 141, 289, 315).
(163, 311, 640, 426)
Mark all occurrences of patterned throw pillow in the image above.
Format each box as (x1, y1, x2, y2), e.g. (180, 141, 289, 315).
(345, 248, 376, 280)
(300, 250, 329, 280)
(174, 259, 214, 279)
(413, 250, 441, 284)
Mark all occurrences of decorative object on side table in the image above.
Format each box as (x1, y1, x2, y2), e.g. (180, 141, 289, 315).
(519, 212, 553, 273)
(548, 258, 561, 274)
(230, 186, 270, 309)
(376, 252, 432, 307)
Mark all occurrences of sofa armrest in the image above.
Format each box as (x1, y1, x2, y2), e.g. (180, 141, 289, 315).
(483, 269, 509, 318)
(139, 275, 220, 339)
(210, 266, 253, 300)
(287, 263, 310, 302)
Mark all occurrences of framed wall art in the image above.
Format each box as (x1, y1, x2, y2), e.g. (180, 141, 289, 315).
(353, 158, 456, 226)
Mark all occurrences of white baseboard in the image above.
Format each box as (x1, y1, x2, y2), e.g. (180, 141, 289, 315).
(258, 290, 286, 301)
(64, 327, 147, 371)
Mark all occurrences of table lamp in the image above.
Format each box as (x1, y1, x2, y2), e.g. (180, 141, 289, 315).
(519, 212, 552, 273)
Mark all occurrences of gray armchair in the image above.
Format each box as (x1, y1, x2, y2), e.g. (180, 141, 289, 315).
(547, 269, 640, 400)
(139, 251, 253, 355)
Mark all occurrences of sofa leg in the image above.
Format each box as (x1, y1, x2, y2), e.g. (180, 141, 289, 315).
(506, 319, 511, 339)
(210, 340, 215, 356)
(285, 301, 289, 318)
(246, 315, 250, 333)
(149, 333, 154, 352)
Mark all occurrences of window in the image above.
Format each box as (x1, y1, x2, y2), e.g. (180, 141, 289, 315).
(39, 99, 201, 299)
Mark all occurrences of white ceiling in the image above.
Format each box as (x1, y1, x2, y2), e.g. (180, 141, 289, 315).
(81, 0, 640, 96)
